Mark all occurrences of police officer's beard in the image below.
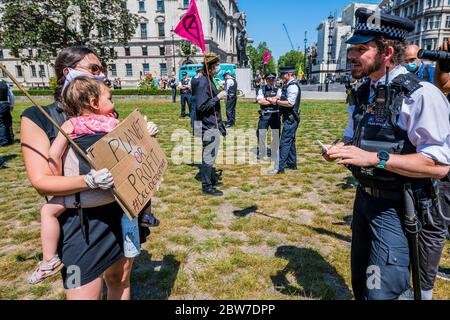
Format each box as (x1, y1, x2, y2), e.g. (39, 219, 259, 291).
(350, 53, 383, 80)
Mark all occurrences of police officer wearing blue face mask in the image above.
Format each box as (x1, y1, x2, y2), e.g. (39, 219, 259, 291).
(405, 44, 435, 84)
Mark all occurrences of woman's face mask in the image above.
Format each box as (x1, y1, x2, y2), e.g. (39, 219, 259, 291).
(405, 62, 420, 73)
(61, 67, 108, 96)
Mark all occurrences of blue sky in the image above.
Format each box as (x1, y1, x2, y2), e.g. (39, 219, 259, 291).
(239, 0, 380, 61)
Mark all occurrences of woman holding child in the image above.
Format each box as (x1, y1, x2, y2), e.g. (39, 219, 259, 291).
(20, 46, 159, 299)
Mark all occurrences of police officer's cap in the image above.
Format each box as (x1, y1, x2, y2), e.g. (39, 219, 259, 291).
(265, 72, 277, 80)
(182, 71, 187, 75)
(224, 70, 232, 77)
(346, 8, 414, 45)
(279, 66, 296, 76)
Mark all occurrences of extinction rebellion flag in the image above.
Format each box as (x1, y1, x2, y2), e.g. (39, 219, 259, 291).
(174, 0, 206, 53)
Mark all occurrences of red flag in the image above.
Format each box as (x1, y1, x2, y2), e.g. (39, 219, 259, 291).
(263, 51, 272, 65)
(174, 0, 206, 53)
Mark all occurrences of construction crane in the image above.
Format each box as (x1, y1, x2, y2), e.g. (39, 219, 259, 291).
(282, 23, 296, 51)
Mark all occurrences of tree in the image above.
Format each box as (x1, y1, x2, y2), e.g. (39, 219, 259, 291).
(246, 42, 276, 76)
(0, 0, 138, 65)
(278, 50, 305, 78)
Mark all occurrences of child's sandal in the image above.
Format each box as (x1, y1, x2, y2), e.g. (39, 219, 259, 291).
(27, 255, 63, 285)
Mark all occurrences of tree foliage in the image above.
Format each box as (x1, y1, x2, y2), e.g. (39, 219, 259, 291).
(0, 0, 138, 64)
(278, 50, 306, 77)
(246, 42, 276, 75)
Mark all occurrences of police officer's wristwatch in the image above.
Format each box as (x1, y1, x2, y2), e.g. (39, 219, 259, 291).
(376, 151, 390, 169)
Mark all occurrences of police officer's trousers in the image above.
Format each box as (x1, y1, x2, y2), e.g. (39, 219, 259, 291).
(278, 115, 299, 171)
(418, 178, 450, 291)
(0, 102, 13, 146)
(172, 88, 177, 103)
(351, 188, 411, 300)
(257, 112, 280, 159)
(181, 93, 191, 117)
(226, 96, 237, 125)
(190, 96, 196, 131)
(201, 130, 221, 189)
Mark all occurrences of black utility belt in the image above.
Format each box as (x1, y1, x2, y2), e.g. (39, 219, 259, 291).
(360, 186, 403, 201)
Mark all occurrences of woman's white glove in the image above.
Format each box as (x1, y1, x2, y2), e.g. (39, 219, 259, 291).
(84, 168, 114, 190)
(144, 115, 159, 137)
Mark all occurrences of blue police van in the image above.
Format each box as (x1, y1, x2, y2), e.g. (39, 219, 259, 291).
(179, 63, 236, 82)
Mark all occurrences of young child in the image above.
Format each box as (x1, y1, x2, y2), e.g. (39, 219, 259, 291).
(28, 76, 159, 284)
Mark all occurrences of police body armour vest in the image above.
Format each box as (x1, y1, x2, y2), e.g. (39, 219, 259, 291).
(181, 78, 191, 93)
(0, 81, 9, 102)
(280, 80, 301, 118)
(227, 78, 237, 96)
(261, 85, 279, 111)
(352, 72, 429, 190)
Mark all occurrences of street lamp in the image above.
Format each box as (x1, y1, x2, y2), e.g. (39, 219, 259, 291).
(304, 31, 308, 82)
(170, 27, 176, 77)
(326, 13, 334, 92)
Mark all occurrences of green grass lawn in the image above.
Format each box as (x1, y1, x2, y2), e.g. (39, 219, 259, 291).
(1, 98, 449, 300)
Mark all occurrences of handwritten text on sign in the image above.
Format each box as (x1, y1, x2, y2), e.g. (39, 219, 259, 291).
(86, 110, 168, 218)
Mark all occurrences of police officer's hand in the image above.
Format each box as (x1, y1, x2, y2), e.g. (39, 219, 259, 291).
(327, 145, 378, 167)
(217, 91, 228, 100)
(322, 142, 345, 162)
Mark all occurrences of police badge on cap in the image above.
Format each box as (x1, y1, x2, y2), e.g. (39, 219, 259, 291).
(346, 8, 414, 45)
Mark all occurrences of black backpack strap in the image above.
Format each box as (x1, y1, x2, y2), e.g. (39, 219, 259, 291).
(74, 192, 89, 244)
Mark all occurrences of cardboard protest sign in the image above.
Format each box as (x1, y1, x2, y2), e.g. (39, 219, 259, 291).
(86, 110, 168, 219)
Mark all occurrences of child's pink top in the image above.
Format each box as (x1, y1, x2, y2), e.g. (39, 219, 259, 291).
(69, 114, 119, 139)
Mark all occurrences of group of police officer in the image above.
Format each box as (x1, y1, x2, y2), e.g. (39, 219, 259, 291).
(256, 67, 302, 175)
(191, 7, 450, 299)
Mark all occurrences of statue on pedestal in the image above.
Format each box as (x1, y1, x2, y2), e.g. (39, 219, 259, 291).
(236, 29, 249, 68)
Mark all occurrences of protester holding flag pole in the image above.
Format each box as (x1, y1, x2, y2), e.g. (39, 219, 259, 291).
(174, 0, 227, 196)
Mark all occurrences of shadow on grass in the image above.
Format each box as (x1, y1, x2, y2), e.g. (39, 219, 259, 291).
(271, 245, 352, 299)
(0, 154, 18, 168)
(233, 206, 351, 243)
(131, 250, 180, 300)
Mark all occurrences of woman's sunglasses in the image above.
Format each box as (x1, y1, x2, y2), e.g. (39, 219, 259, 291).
(76, 64, 104, 75)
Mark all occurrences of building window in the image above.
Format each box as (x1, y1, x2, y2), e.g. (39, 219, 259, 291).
(140, 23, 148, 39)
(160, 63, 167, 78)
(417, 19, 422, 32)
(157, 0, 165, 13)
(15, 65, 23, 77)
(183, 0, 189, 8)
(126, 63, 133, 76)
(143, 63, 150, 75)
(158, 23, 165, 37)
(30, 65, 37, 78)
(110, 64, 117, 77)
(28, 49, 33, 57)
(125, 47, 130, 56)
(0, 49, 3, 59)
(159, 46, 165, 56)
(138, 1, 145, 12)
(435, 16, 441, 29)
(142, 46, 148, 56)
(38, 65, 46, 78)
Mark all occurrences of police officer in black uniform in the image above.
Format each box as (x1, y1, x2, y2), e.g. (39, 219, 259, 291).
(0, 79, 15, 146)
(267, 67, 301, 174)
(326, 8, 450, 300)
(192, 53, 227, 196)
(224, 71, 238, 128)
(256, 72, 281, 160)
(179, 71, 192, 118)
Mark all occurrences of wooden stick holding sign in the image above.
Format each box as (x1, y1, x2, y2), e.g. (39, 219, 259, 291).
(86, 110, 168, 219)
(0, 63, 138, 219)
